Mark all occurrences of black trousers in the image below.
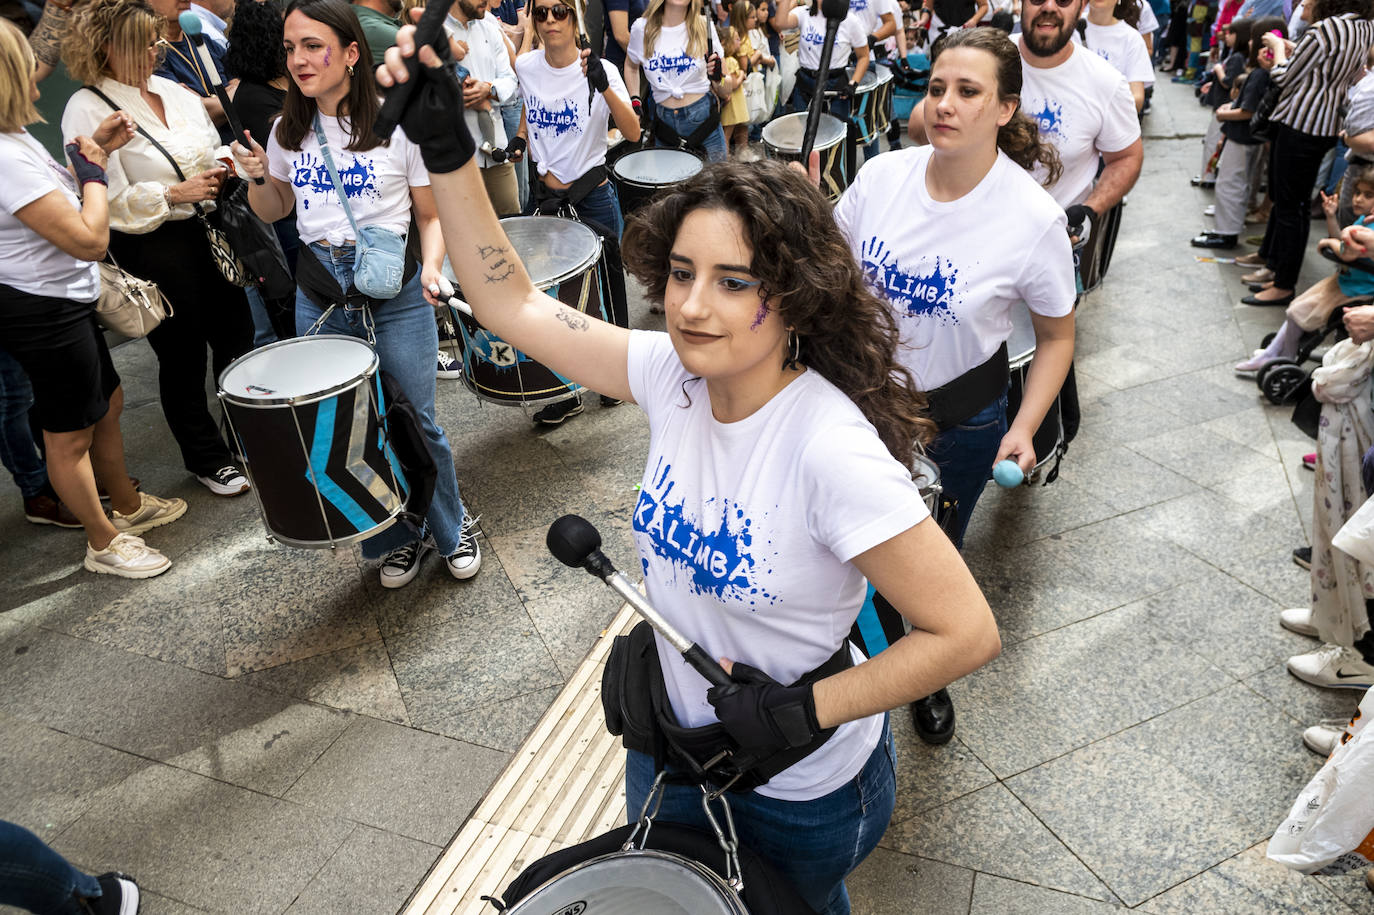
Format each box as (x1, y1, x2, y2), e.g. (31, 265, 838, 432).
(1260, 123, 1337, 290)
(110, 218, 253, 476)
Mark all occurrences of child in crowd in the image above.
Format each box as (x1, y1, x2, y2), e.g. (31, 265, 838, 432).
(717, 24, 750, 153)
(1193, 16, 1248, 185)
(1236, 167, 1374, 374)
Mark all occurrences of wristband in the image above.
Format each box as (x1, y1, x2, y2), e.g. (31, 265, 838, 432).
(64, 142, 107, 187)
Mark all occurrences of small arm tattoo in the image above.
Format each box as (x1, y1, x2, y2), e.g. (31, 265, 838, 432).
(477, 243, 514, 284)
(555, 309, 590, 331)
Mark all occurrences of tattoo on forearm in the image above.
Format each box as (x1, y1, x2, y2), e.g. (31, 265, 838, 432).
(555, 309, 590, 332)
(477, 243, 515, 284)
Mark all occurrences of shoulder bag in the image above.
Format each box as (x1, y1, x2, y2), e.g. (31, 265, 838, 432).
(85, 85, 248, 287)
(96, 253, 172, 338)
(313, 114, 406, 301)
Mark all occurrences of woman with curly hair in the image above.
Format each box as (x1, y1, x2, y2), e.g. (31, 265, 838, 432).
(377, 28, 1001, 914)
(833, 26, 1074, 745)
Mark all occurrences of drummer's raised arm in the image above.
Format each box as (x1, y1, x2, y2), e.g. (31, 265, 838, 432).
(378, 28, 634, 405)
(772, 0, 799, 31)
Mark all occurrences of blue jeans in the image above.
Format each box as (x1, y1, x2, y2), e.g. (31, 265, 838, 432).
(0, 348, 46, 499)
(0, 820, 102, 915)
(790, 68, 853, 123)
(625, 716, 895, 915)
(295, 245, 466, 560)
(244, 286, 279, 349)
(500, 101, 529, 211)
(655, 95, 728, 163)
(573, 180, 625, 242)
(927, 391, 1008, 549)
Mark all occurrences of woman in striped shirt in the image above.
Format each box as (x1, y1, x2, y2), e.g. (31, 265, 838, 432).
(1244, 0, 1374, 307)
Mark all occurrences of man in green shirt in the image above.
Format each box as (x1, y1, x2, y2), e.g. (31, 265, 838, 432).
(353, 0, 401, 66)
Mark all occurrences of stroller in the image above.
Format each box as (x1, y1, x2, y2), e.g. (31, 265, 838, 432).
(889, 51, 930, 138)
(1255, 247, 1372, 405)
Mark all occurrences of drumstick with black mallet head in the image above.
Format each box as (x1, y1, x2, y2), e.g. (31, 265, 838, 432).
(799, 0, 852, 165)
(178, 11, 263, 186)
(547, 514, 733, 689)
(374, 0, 458, 140)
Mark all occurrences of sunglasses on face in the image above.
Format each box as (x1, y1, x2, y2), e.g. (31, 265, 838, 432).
(1026, 0, 1077, 7)
(533, 4, 572, 21)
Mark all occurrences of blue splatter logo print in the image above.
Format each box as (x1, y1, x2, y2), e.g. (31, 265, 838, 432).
(633, 457, 777, 607)
(859, 237, 961, 324)
(527, 97, 583, 138)
(291, 152, 380, 210)
(1026, 97, 1067, 141)
(646, 51, 698, 75)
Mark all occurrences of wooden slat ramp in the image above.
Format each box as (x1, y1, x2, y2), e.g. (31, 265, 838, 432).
(402, 601, 637, 915)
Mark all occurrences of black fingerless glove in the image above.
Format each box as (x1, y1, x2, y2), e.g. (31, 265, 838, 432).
(707, 51, 723, 82)
(394, 45, 477, 174)
(839, 80, 857, 99)
(586, 50, 611, 94)
(506, 135, 527, 158)
(706, 662, 826, 759)
(1064, 203, 1097, 238)
(64, 142, 107, 187)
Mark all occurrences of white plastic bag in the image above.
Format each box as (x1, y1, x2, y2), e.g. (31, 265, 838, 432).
(1333, 494, 1374, 567)
(778, 46, 798, 112)
(744, 70, 769, 124)
(1268, 688, 1374, 874)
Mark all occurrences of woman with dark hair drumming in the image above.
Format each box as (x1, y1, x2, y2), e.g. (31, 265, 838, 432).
(226, 0, 300, 345)
(833, 27, 1075, 745)
(1243, 0, 1374, 307)
(512, 0, 642, 426)
(233, 0, 479, 588)
(377, 24, 1001, 915)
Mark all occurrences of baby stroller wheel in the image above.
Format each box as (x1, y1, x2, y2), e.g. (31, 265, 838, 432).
(1258, 361, 1307, 405)
(1260, 331, 1277, 348)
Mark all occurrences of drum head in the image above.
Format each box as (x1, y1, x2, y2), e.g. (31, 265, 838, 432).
(873, 63, 893, 85)
(613, 149, 703, 185)
(500, 216, 602, 290)
(850, 65, 878, 91)
(509, 851, 748, 915)
(219, 335, 376, 405)
(912, 454, 940, 492)
(762, 112, 846, 153)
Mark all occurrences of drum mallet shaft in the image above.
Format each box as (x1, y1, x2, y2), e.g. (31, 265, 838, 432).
(178, 12, 263, 186)
(547, 514, 734, 689)
(799, 0, 853, 164)
(429, 275, 475, 317)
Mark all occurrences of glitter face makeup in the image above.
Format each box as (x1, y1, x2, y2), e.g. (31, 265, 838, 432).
(750, 299, 770, 331)
(323, 46, 331, 66)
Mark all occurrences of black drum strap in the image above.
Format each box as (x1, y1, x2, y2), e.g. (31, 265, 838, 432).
(650, 100, 722, 155)
(924, 342, 1010, 432)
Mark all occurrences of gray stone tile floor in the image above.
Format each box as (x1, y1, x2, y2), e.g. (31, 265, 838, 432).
(3, 76, 1373, 914)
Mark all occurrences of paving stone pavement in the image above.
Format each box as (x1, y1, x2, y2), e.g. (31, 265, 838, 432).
(3, 75, 1373, 915)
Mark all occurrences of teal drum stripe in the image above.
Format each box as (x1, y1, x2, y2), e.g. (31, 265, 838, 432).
(374, 374, 409, 498)
(308, 398, 375, 532)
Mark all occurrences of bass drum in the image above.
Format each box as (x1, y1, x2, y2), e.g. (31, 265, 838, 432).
(612, 148, 704, 216)
(762, 112, 849, 202)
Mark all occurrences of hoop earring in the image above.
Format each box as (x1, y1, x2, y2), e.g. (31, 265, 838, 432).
(783, 329, 800, 370)
(346, 63, 355, 76)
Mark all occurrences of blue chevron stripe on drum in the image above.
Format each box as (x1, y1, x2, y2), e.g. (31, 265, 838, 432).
(374, 374, 409, 498)
(854, 584, 890, 654)
(307, 398, 375, 533)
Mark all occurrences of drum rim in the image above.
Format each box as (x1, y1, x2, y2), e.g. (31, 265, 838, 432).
(499, 215, 605, 291)
(762, 111, 848, 152)
(218, 334, 378, 408)
(255, 513, 402, 550)
(505, 849, 749, 914)
(611, 148, 704, 188)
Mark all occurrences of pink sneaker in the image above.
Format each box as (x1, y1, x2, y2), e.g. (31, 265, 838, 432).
(1302, 453, 1316, 471)
(1235, 350, 1278, 376)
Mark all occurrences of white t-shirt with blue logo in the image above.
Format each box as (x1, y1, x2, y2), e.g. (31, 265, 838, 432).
(848, 0, 879, 35)
(1074, 19, 1154, 88)
(833, 146, 1076, 390)
(794, 7, 868, 71)
(516, 51, 631, 184)
(627, 330, 928, 801)
(266, 115, 428, 246)
(1018, 40, 1139, 207)
(628, 20, 724, 105)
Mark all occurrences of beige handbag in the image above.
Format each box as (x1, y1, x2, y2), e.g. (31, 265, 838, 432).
(95, 257, 171, 338)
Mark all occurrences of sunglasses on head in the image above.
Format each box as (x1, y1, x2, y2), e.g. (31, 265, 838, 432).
(533, 4, 573, 21)
(1026, 0, 1077, 7)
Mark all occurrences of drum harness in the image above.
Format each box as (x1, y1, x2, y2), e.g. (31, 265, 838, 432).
(649, 100, 724, 157)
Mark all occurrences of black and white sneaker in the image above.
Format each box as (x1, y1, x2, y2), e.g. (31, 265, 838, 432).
(90, 872, 140, 914)
(380, 540, 431, 589)
(532, 397, 584, 426)
(196, 465, 250, 496)
(1293, 546, 1312, 570)
(437, 350, 463, 380)
(445, 513, 482, 580)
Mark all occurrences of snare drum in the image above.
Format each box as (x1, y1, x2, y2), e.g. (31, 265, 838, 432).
(762, 112, 850, 202)
(849, 64, 894, 145)
(218, 336, 408, 549)
(1006, 302, 1066, 480)
(911, 452, 943, 515)
(446, 216, 604, 407)
(505, 850, 749, 915)
(612, 148, 703, 215)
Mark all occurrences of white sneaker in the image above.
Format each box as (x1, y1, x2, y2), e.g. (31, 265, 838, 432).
(196, 465, 249, 496)
(437, 350, 463, 380)
(1301, 720, 1351, 756)
(111, 492, 187, 536)
(445, 512, 482, 580)
(1279, 607, 1319, 638)
(84, 533, 171, 579)
(1203, 204, 1216, 217)
(379, 540, 431, 589)
(1287, 644, 1374, 690)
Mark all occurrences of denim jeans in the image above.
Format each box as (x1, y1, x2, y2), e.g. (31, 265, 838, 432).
(573, 180, 625, 242)
(244, 285, 279, 349)
(790, 68, 853, 123)
(500, 100, 529, 211)
(295, 244, 467, 560)
(0, 820, 102, 915)
(0, 348, 46, 499)
(625, 716, 895, 915)
(655, 95, 728, 163)
(926, 391, 1009, 549)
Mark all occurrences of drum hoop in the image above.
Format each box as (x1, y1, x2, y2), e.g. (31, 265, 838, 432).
(218, 334, 379, 408)
(499, 216, 604, 291)
(612, 150, 703, 189)
(253, 515, 401, 550)
(506, 849, 748, 914)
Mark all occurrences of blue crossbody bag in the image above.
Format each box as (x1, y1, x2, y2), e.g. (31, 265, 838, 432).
(312, 114, 407, 300)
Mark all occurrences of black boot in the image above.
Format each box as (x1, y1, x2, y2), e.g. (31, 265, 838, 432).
(911, 688, 955, 744)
